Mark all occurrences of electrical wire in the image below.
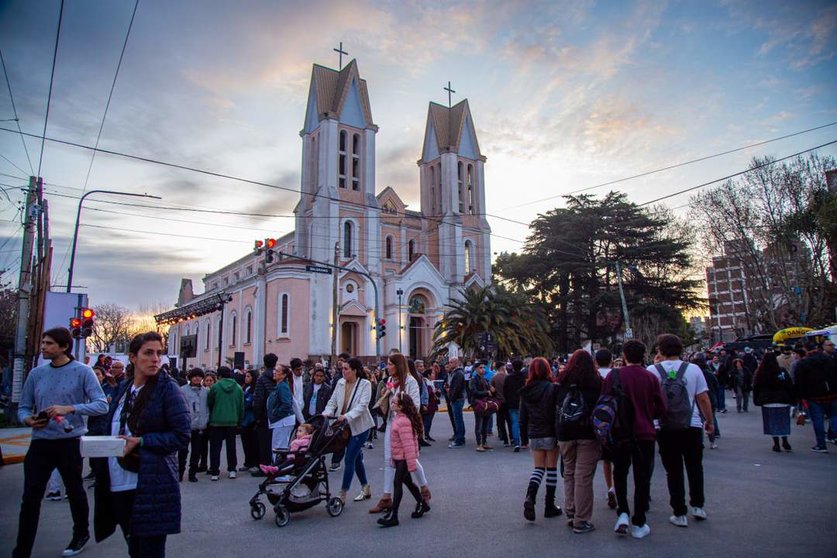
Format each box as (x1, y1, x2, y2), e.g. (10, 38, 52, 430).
(37, 0, 65, 177)
(0, 48, 34, 175)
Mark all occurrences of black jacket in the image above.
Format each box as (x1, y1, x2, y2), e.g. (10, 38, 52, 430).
(447, 368, 466, 402)
(504, 372, 525, 410)
(794, 353, 836, 401)
(302, 382, 333, 420)
(253, 369, 276, 423)
(753, 367, 795, 406)
(469, 374, 491, 400)
(519, 380, 557, 438)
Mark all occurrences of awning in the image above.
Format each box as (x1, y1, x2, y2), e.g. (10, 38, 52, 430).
(154, 292, 232, 326)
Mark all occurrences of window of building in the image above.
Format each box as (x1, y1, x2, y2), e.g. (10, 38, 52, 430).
(205, 321, 211, 350)
(351, 133, 360, 191)
(457, 161, 464, 213)
(246, 265, 253, 275)
(382, 201, 397, 215)
(343, 221, 353, 258)
(234, 271, 240, 282)
(467, 164, 475, 214)
(429, 166, 436, 214)
(436, 163, 442, 212)
(245, 308, 252, 344)
(464, 240, 472, 273)
(408, 239, 415, 261)
(338, 130, 347, 189)
(229, 312, 237, 347)
(385, 236, 393, 259)
(279, 293, 290, 336)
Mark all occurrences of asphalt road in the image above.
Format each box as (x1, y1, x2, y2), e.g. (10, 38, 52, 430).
(1, 406, 835, 558)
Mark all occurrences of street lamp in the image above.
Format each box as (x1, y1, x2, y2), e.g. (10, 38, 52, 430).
(396, 288, 404, 353)
(66, 189, 162, 292)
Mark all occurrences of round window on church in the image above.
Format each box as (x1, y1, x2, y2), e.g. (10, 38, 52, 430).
(346, 284, 354, 293)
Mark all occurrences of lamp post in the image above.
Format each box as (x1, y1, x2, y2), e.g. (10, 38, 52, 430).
(396, 288, 404, 353)
(67, 190, 162, 292)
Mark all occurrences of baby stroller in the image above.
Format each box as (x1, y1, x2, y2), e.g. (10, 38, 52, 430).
(248, 414, 350, 527)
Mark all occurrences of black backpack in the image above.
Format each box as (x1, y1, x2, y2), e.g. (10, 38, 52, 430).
(655, 362, 694, 432)
(558, 385, 588, 426)
(592, 369, 635, 447)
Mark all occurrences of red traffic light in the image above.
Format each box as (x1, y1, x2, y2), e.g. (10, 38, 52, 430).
(81, 308, 95, 319)
(379, 319, 386, 325)
(254, 239, 264, 250)
(266, 238, 277, 249)
(70, 318, 82, 328)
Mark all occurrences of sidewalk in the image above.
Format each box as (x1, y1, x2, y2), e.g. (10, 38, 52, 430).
(0, 427, 31, 465)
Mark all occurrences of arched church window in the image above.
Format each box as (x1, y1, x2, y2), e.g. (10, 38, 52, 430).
(278, 293, 290, 336)
(457, 162, 464, 213)
(343, 221, 353, 258)
(436, 163, 442, 211)
(245, 308, 252, 344)
(338, 131, 347, 189)
(467, 164, 475, 214)
(464, 240, 472, 273)
(352, 134, 360, 191)
(205, 321, 211, 350)
(385, 236, 393, 259)
(429, 166, 436, 214)
(230, 312, 237, 347)
(408, 239, 415, 261)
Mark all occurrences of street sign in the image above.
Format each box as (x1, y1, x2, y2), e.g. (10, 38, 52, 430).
(305, 265, 333, 275)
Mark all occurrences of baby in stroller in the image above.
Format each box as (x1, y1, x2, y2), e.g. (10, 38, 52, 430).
(260, 423, 314, 477)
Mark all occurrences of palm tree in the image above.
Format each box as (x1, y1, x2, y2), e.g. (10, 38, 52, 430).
(433, 286, 553, 359)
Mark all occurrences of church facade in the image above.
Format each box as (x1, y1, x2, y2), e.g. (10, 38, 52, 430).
(163, 59, 491, 367)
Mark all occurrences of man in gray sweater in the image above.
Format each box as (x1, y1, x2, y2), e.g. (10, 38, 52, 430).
(13, 327, 108, 558)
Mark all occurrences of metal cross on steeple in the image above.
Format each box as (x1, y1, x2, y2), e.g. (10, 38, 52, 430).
(333, 42, 349, 70)
(444, 81, 456, 108)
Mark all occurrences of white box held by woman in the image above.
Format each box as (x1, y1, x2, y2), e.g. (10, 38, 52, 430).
(80, 436, 126, 457)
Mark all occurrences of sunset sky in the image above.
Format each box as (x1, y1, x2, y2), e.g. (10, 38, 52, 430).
(0, 0, 834, 310)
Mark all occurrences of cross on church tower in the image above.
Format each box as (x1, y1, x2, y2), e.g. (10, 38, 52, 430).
(444, 81, 456, 108)
(333, 41, 348, 70)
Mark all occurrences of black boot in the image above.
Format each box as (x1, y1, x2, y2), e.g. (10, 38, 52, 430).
(411, 500, 431, 518)
(524, 483, 538, 521)
(544, 485, 562, 518)
(377, 509, 399, 527)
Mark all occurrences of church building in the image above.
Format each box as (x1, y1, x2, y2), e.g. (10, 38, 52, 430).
(158, 59, 491, 366)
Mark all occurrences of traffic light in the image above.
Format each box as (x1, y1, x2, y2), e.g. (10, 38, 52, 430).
(254, 239, 264, 253)
(69, 317, 82, 339)
(81, 308, 95, 338)
(376, 318, 387, 339)
(265, 238, 277, 263)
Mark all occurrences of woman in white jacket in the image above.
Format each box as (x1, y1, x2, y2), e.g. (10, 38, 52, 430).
(325, 357, 374, 503)
(368, 353, 431, 514)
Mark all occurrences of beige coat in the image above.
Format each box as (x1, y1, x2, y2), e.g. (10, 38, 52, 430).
(324, 378, 374, 436)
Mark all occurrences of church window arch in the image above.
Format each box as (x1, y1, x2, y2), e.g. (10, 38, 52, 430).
(338, 130, 347, 189)
(385, 235, 394, 260)
(205, 320, 211, 350)
(278, 293, 290, 337)
(429, 166, 436, 214)
(352, 133, 361, 191)
(457, 162, 464, 213)
(244, 307, 252, 344)
(408, 239, 416, 261)
(343, 220, 354, 258)
(436, 163, 442, 211)
(229, 312, 237, 347)
(464, 240, 473, 273)
(467, 164, 475, 214)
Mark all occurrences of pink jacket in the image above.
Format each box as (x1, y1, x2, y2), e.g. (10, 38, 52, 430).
(389, 413, 419, 471)
(289, 434, 312, 453)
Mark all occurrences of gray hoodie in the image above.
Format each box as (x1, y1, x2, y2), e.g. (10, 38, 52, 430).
(180, 384, 209, 430)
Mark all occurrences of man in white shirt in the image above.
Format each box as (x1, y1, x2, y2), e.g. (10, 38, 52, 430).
(648, 334, 714, 528)
(288, 358, 306, 423)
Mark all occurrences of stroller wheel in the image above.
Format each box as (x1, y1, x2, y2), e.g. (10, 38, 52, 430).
(250, 502, 266, 520)
(274, 506, 290, 527)
(327, 497, 344, 517)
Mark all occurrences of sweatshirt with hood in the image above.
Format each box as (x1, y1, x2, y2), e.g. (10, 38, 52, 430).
(208, 378, 244, 427)
(180, 383, 210, 430)
(519, 380, 558, 438)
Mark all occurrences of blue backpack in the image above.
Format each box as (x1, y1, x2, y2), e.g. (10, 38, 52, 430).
(592, 369, 634, 447)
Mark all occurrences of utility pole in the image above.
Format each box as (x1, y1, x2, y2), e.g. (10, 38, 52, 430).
(615, 260, 632, 340)
(11, 177, 39, 420)
(330, 242, 339, 370)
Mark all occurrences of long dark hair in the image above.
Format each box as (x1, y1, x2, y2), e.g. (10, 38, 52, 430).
(348, 357, 366, 380)
(526, 357, 552, 385)
(126, 332, 164, 434)
(754, 351, 782, 388)
(558, 350, 602, 390)
(389, 353, 409, 387)
(395, 392, 423, 440)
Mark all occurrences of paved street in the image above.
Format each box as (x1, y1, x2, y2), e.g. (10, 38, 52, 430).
(1, 407, 835, 557)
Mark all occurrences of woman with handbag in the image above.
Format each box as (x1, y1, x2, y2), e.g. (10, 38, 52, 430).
(93, 332, 190, 558)
(753, 351, 796, 452)
(470, 361, 496, 452)
(369, 353, 432, 514)
(324, 357, 374, 503)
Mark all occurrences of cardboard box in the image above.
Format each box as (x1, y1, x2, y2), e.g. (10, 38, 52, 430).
(80, 436, 126, 458)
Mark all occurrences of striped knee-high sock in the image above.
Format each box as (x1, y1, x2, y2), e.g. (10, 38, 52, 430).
(545, 467, 558, 501)
(528, 467, 545, 493)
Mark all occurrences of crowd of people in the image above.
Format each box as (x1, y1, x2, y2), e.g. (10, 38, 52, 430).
(9, 325, 837, 556)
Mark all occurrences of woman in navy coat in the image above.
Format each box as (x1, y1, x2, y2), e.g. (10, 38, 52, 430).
(94, 332, 190, 557)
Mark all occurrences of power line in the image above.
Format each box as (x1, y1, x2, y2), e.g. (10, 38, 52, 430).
(0, 48, 34, 175)
(37, 0, 65, 177)
(506, 121, 837, 209)
(0, 152, 28, 176)
(638, 139, 837, 206)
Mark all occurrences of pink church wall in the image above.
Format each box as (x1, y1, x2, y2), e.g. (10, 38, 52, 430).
(264, 277, 311, 363)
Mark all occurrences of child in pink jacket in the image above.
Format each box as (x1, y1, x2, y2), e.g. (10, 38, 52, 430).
(260, 423, 314, 476)
(378, 393, 430, 527)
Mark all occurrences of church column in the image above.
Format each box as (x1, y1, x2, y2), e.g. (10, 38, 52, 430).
(253, 275, 266, 365)
(476, 159, 491, 282)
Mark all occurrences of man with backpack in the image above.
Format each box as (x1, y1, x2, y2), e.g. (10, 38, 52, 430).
(601, 340, 666, 539)
(648, 334, 714, 528)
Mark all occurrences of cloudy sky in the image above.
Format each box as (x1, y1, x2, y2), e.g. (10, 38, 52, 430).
(0, 0, 835, 311)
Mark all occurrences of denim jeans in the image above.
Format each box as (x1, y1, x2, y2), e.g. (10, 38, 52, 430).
(341, 429, 369, 491)
(807, 399, 837, 447)
(508, 409, 520, 446)
(452, 398, 466, 445)
(716, 384, 726, 411)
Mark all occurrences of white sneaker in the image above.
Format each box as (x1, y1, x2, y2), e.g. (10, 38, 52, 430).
(631, 524, 651, 539)
(691, 506, 707, 520)
(210, 475, 219, 481)
(228, 471, 237, 479)
(669, 515, 688, 527)
(614, 512, 630, 535)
